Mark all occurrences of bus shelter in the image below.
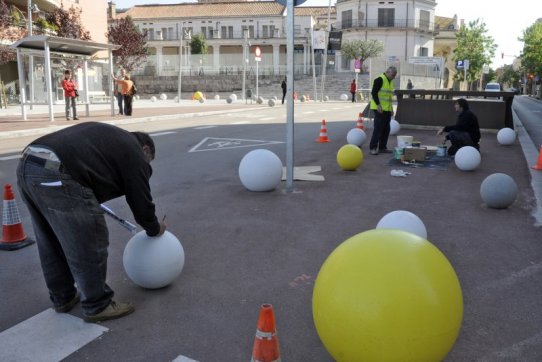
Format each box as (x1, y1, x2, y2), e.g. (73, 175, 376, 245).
(11, 35, 120, 122)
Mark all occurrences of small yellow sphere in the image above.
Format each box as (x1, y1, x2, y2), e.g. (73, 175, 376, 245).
(312, 229, 463, 362)
(337, 144, 363, 171)
(193, 91, 204, 100)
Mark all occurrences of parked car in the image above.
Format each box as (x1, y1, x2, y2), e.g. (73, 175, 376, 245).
(506, 87, 520, 95)
(485, 83, 501, 92)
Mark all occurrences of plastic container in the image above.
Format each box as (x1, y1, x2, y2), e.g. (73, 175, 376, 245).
(397, 135, 414, 148)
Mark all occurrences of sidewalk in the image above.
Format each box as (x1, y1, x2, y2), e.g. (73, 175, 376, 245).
(0, 98, 263, 139)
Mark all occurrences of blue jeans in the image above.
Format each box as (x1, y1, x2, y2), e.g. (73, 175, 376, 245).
(116, 93, 124, 114)
(17, 157, 113, 316)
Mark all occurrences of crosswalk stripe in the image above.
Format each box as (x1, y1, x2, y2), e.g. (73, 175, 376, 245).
(0, 308, 108, 362)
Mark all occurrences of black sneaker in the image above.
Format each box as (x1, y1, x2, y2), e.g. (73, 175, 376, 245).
(84, 301, 135, 323)
(54, 292, 80, 313)
(73, 117, 79, 120)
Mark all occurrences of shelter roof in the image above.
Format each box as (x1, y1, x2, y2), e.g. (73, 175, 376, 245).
(11, 35, 120, 57)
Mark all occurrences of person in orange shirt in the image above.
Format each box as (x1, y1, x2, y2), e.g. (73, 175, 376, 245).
(112, 73, 135, 116)
(61, 70, 79, 120)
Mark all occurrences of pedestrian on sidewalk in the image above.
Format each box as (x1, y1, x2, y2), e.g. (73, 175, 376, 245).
(369, 66, 397, 155)
(61, 70, 78, 120)
(112, 73, 135, 116)
(16, 122, 167, 322)
(281, 77, 287, 104)
(114, 68, 126, 115)
(350, 79, 357, 103)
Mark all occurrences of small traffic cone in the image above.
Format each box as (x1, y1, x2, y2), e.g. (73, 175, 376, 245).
(1, 184, 34, 251)
(316, 119, 330, 143)
(532, 146, 542, 170)
(251, 304, 281, 362)
(356, 112, 364, 130)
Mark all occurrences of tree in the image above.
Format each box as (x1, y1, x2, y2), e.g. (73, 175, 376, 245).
(45, 5, 91, 40)
(106, 16, 148, 72)
(190, 33, 208, 55)
(520, 22, 542, 80)
(340, 39, 384, 71)
(452, 19, 496, 89)
(498, 64, 521, 88)
(0, 0, 25, 65)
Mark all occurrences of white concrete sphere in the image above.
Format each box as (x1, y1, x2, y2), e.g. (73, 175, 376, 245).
(389, 119, 401, 136)
(134, 95, 140, 100)
(346, 128, 367, 147)
(256, 96, 264, 104)
(497, 128, 516, 145)
(273, 96, 278, 101)
(150, 96, 157, 102)
(230, 94, 237, 101)
(454, 146, 481, 171)
(174, 96, 179, 102)
(340, 94, 348, 101)
(268, 99, 276, 107)
(160, 93, 167, 100)
(376, 210, 428, 239)
(199, 97, 205, 103)
(300, 95, 307, 102)
(480, 173, 518, 209)
(226, 96, 233, 104)
(239, 149, 283, 192)
(324, 96, 329, 102)
(214, 94, 220, 100)
(123, 231, 185, 289)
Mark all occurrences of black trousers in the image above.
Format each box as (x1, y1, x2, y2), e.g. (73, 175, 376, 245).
(123, 95, 133, 116)
(369, 110, 392, 151)
(447, 130, 478, 155)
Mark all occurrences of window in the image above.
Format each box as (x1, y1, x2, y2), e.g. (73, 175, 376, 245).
(419, 47, 428, 56)
(342, 10, 352, 28)
(378, 8, 395, 27)
(419, 10, 430, 30)
(221, 26, 233, 39)
(263, 25, 269, 38)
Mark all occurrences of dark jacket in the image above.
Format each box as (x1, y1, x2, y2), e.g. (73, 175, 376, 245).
(30, 122, 160, 235)
(444, 109, 481, 145)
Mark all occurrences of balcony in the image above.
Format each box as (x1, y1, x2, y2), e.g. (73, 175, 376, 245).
(332, 18, 438, 34)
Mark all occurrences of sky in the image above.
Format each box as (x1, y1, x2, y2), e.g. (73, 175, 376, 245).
(109, 0, 541, 68)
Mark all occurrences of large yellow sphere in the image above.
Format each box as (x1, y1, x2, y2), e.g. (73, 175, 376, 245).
(337, 144, 364, 171)
(312, 229, 463, 362)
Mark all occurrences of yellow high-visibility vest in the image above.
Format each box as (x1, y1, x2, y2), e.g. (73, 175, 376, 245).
(370, 74, 394, 111)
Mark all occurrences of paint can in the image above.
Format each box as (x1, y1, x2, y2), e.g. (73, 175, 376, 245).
(436, 145, 447, 157)
(394, 147, 403, 160)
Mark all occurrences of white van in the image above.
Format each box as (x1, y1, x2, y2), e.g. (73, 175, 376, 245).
(485, 83, 501, 92)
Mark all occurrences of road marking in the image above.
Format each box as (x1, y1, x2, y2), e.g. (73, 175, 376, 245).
(281, 166, 325, 181)
(477, 261, 542, 292)
(193, 125, 217, 129)
(0, 308, 108, 361)
(478, 330, 542, 361)
(189, 137, 284, 152)
(150, 131, 177, 136)
(172, 355, 199, 362)
(231, 121, 251, 124)
(259, 117, 276, 121)
(0, 155, 20, 161)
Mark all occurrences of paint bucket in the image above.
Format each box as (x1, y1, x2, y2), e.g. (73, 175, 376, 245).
(412, 141, 421, 148)
(436, 145, 447, 157)
(394, 147, 403, 160)
(397, 135, 413, 149)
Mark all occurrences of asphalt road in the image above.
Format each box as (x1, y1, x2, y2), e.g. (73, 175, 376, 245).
(1, 99, 542, 361)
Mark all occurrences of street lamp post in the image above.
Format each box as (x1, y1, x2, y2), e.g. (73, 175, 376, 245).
(242, 28, 248, 102)
(177, 22, 184, 103)
(27, 1, 39, 109)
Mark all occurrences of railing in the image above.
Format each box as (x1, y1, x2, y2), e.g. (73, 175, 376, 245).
(331, 18, 437, 33)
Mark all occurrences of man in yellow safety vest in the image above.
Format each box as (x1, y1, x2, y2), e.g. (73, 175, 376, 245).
(369, 66, 397, 155)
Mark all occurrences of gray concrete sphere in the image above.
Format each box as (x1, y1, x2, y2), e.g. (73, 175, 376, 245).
(480, 173, 518, 209)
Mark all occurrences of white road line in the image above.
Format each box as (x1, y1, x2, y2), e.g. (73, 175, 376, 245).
(0, 155, 20, 161)
(172, 355, 199, 362)
(150, 131, 177, 137)
(0, 308, 108, 361)
(477, 261, 542, 292)
(231, 121, 251, 124)
(259, 117, 276, 121)
(193, 125, 217, 129)
(479, 330, 542, 361)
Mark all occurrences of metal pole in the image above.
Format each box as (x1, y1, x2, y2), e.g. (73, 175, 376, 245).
(28, 0, 34, 110)
(311, 28, 317, 102)
(286, 0, 295, 192)
(256, 60, 259, 99)
(320, 0, 332, 101)
(242, 29, 247, 102)
(177, 22, 183, 103)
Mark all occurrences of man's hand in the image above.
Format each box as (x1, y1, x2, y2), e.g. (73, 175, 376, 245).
(377, 104, 383, 114)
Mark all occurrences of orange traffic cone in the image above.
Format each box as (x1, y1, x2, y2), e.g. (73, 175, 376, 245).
(316, 119, 330, 143)
(251, 304, 281, 362)
(532, 146, 542, 170)
(1, 184, 34, 251)
(356, 112, 364, 130)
